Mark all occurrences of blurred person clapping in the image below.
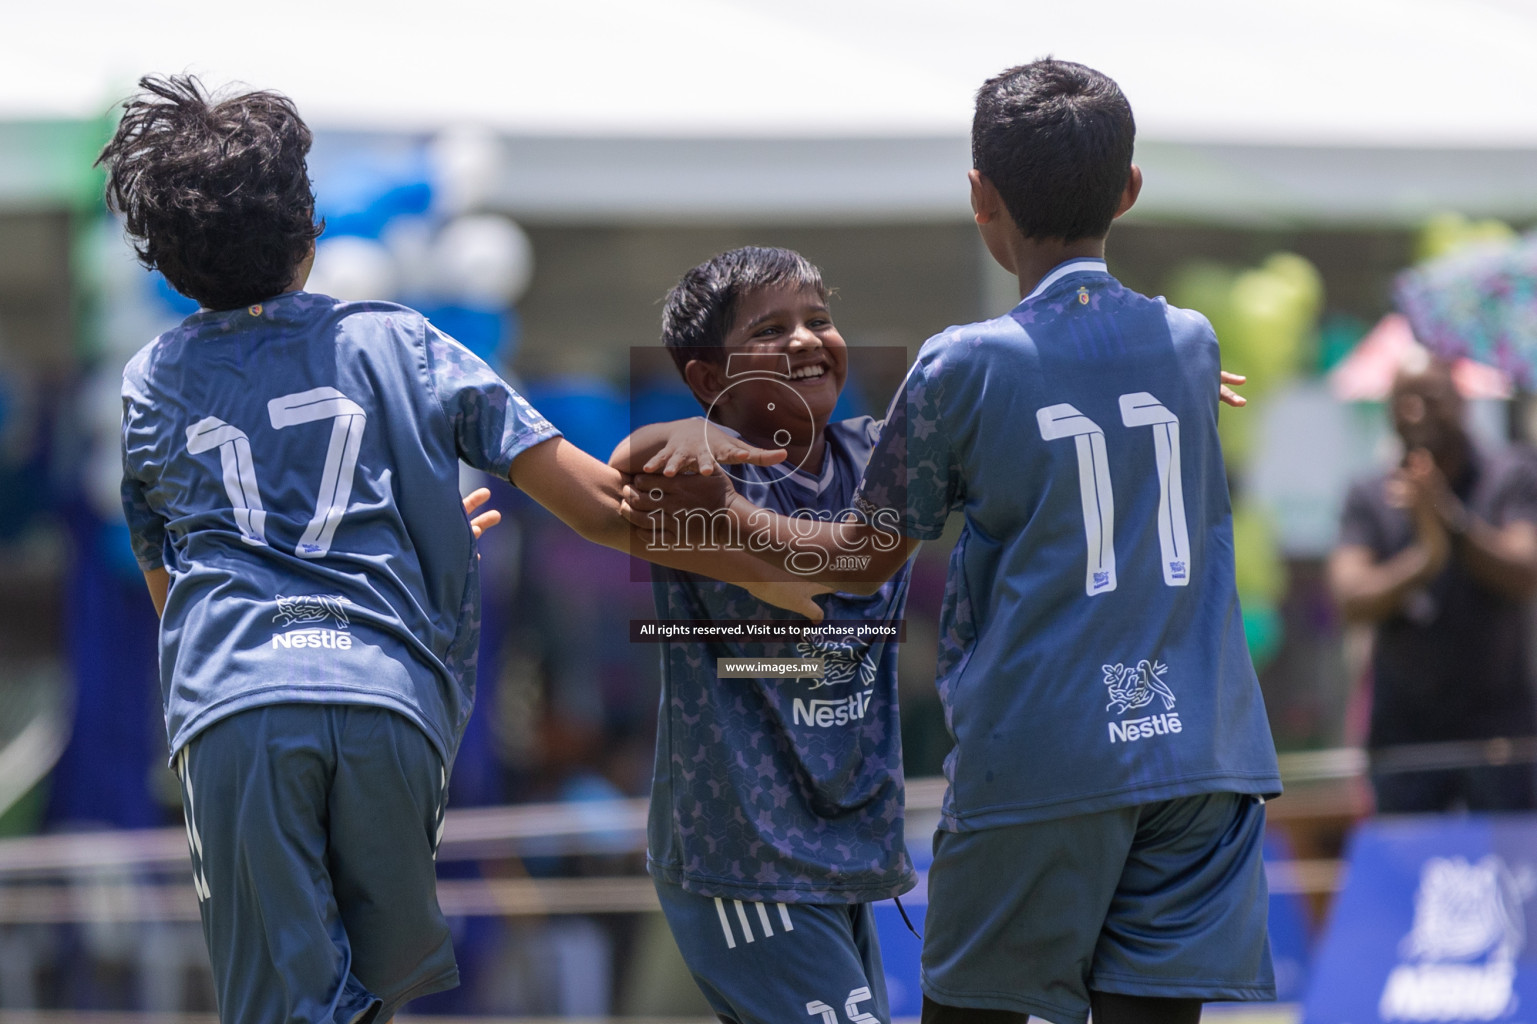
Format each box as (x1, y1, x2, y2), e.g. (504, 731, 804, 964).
(1329, 351, 1537, 812)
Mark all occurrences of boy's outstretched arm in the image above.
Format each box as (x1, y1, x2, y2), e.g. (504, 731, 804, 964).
(512, 436, 828, 618)
(610, 417, 786, 477)
(621, 473, 920, 596)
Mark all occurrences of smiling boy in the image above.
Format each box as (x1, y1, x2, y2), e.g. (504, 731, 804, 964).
(610, 247, 914, 1024)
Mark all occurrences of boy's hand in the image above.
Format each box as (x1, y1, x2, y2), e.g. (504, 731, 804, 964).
(642, 418, 787, 477)
(463, 487, 501, 539)
(741, 580, 832, 622)
(1219, 370, 1247, 408)
(622, 472, 738, 545)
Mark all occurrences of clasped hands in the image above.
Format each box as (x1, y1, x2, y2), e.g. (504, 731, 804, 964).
(1386, 448, 1469, 576)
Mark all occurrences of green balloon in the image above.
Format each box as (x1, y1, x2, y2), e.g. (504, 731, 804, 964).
(1242, 604, 1283, 670)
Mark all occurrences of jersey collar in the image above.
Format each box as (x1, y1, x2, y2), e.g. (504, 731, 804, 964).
(714, 420, 840, 495)
(1021, 258, 1110, 303)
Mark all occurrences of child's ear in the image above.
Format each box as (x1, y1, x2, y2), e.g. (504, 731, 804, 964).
(1113, 164, 1143, 219)
(968, 169, 1004, 226)
(684, 357, 729, 407)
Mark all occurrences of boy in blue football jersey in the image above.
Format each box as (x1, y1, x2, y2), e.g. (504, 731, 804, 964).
(104, 76, 814, 1024)
(623, 61, 1279, 1024)
(608, 247, 916, 1024)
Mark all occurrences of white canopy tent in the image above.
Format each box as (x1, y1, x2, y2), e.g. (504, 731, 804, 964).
(3, 0, 1536, 222)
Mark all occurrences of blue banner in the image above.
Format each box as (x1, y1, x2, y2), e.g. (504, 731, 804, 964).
(1304, 815, 1537, 1024)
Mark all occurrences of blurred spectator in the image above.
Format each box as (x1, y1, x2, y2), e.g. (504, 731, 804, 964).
(1328, 351, 1537, 811)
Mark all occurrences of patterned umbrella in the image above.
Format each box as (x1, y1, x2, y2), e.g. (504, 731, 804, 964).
(1328, 313, 1510, 401)
(1395, 233, 1537, 386)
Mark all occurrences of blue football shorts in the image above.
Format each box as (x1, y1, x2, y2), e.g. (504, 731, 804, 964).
(175, 704, 458, 1024)
(921, 791, 1274, 1024)
(655, 877, 891, 1024)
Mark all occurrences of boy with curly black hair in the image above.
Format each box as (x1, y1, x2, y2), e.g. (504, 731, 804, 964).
(104, 75, 810, 1024)
(102, 76, 323, 312)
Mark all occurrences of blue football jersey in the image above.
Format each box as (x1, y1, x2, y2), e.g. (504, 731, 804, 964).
(121, 291, 560, 763)
(648, 416, 916, 904)
(855, 259, 1281, 831)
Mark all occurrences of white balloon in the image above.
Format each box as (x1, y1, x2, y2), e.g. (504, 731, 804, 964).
(431, 215, 534, 308)
(428, 126, 507, 218)
(380, 216, 437, 299)
(307, 236, 398, 301)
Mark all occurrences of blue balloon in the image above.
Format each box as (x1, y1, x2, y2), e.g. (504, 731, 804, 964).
(522, 376, 629, 459)
(311, 145, 433, 240)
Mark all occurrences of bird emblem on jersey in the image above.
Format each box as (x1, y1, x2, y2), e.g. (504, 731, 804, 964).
(1102, 659, 1175, 715)
(797, 639, 877, 690)
(273, 594, 350, 629)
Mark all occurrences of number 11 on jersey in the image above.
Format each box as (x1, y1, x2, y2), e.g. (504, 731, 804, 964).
(1037, 391, 1191, 597)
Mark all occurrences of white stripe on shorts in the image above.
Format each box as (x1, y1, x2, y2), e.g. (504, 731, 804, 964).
(732, 899, 755, 943)
(177, 747, 211, 902)
(713, 897, 737, 949)
(754, 901, 774, 937)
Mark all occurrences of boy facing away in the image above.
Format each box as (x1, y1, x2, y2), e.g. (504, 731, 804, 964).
(105, 76, 811, 1024)
(624, 60, 1280, 1024)
(608, 247, 915, 1024)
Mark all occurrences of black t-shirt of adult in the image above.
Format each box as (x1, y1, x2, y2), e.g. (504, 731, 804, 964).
(1338, 445, 1537, 746)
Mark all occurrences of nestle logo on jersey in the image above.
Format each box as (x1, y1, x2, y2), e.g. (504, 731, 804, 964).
(272, 628, 353, 650)
(792, 690, 873, 727)
(270, 595, 352, 651)
(1109, 712, 1182, 743)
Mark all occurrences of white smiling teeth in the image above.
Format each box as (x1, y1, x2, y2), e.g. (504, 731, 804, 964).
(790, 365, 826, 380)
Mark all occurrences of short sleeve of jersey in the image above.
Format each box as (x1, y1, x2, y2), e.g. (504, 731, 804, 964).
(424, 323, 561, 480)
(120, 359, 166, 571)
(854, 345, 962, 540)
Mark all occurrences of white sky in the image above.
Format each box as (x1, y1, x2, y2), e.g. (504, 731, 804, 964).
(5, 0, 1537, 146)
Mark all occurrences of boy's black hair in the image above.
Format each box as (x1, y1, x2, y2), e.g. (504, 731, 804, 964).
(972, 59, 1135, 243)
(97, 75, 323, 311)
(660, 246, 828, 378)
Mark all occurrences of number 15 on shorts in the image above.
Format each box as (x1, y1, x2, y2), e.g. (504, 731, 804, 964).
(807, 986, 879, 1024)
